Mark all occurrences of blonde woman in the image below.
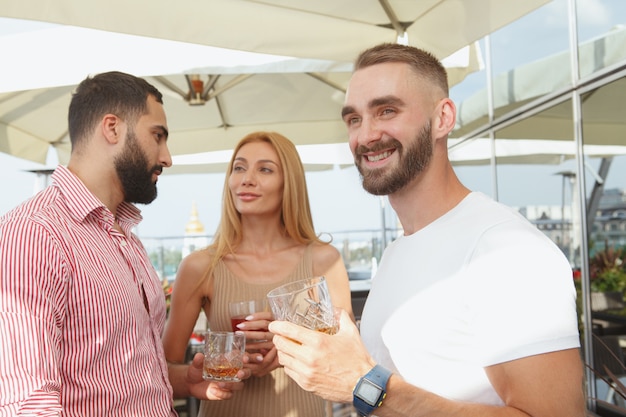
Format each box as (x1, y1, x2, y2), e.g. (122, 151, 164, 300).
(163, 131, 353, 417)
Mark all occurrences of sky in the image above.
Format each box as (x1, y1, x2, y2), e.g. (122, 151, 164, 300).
(1, 0, 625, 240)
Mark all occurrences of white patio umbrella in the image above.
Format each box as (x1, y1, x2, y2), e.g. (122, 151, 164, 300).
(0, 0, 550, 165)
(0, 19, 481, 165)
(0, 13, 481, 163)
(0, 0, 549, 63)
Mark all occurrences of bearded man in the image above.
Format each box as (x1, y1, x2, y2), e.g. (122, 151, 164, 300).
(0, 71, 246, 416)
(270, 44, 585, 417)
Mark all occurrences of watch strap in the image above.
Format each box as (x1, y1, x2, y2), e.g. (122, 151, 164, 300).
(352, 364, 392, 416)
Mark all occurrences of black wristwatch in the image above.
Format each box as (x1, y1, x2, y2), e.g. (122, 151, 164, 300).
(352, 364, 392, 416)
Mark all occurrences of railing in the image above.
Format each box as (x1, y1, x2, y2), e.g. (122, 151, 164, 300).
(140, 228, 403, 282)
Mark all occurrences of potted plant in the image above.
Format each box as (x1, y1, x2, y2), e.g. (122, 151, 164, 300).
(591, 244, 626, 291)
(589, 244, 626, 311)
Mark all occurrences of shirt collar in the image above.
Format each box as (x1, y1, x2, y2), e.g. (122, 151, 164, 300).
(51, 165, 143, 230)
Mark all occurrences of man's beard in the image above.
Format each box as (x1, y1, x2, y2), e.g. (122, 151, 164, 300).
(355, 122, 433, 196)
(114, 129, 163, 204)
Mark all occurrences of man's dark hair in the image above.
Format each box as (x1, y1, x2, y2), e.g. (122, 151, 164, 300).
(68, 71, 163, 148)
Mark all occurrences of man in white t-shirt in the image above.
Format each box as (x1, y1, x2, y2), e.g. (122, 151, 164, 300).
(269, 43, 585, 417)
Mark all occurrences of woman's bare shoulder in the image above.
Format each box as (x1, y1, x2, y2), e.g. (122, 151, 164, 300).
(310, 241, 342, 265)
(177, 248, 213, 279)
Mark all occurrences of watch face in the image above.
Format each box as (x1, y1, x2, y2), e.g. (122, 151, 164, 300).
(357, 379, 382, 406)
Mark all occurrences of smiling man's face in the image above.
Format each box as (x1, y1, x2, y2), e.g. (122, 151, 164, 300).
(342, 62, 435, 195)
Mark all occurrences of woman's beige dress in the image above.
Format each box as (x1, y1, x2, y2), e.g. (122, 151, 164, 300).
(198, 244, 327, 417)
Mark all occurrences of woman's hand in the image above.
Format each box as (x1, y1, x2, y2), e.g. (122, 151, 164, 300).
(243, 345, 280, 377)
(236, 311, 280, 377)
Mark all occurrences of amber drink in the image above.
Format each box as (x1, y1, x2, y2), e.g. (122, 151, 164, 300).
(202, 331, 245, 382)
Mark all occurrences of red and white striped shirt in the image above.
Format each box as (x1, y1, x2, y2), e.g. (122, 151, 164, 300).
(0, 166, 176, 417)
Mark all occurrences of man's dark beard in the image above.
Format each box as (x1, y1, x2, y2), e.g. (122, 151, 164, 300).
(355, 122, 433, 196)
(114, 129, 162, 204)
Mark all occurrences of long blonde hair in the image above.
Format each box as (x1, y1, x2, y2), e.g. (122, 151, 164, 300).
(202, 131, 326, 285)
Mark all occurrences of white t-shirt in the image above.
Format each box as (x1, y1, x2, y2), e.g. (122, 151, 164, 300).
(360, 192, 580, 405)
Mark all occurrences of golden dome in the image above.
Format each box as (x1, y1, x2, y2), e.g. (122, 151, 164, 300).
(185, 201, 205, 234)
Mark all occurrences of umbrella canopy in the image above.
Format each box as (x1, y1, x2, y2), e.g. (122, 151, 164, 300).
(0, 0, 550, 165)
(0, 0, 549, 62)
(453, 25, 626, 146)
(0, 59, 478, 166)
(0, 21, 481, 165)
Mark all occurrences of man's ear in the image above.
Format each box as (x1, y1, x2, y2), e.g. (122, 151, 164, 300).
(101, 114, 121, 144)
(432, 98, 457, 138)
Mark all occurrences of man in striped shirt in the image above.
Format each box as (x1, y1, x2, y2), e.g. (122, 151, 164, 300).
(0, 71, 244, 416)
